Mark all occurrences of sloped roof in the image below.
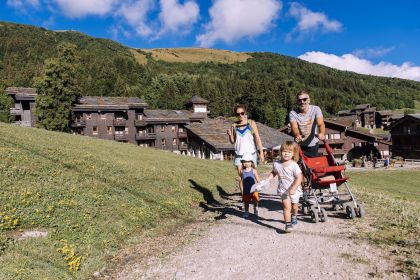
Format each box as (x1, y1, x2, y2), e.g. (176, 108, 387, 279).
(337, 110, 353, 115)
(354, 104, 371, 110)
(386, 114, 420, 130)
(144, 109, 192, 122)
(74, 96, 147, 110)
(188, 95, 209, 104)
(326, 116, 357, 127)
(377, 110, 393, 116)
(185, 117, 293, 151)
(6, 87, 37, 100)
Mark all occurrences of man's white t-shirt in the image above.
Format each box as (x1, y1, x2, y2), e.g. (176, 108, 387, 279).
(289, 105, 323, 147)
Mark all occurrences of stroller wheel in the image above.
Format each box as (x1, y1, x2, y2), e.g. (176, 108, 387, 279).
(356, 204, 365, 218)
(346, 205, 356, 219)
(320, 208, 328, 222)
(311, 209, 320, 223)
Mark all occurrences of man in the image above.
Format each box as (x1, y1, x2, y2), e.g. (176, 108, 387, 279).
(289, 90, 325, 157)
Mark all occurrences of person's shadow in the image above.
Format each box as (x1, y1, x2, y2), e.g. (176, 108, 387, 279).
(189, 179, 287, 233)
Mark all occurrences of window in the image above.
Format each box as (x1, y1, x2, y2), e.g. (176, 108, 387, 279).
(173, 138, 177, 145)
(325, 134, 329, 140)
(92, 126, 98, 135)
(137, 114, 144, 120)
(330, 133, 341, 140)
(179, 127, 184, 133)
(171, 126, 176, 132)
(352, 143, 356, 148)
(374, 142, 378, 147)
(161, 125, 165, 132)
(161, 139, 166, 146)
(107, 126, 112, 134)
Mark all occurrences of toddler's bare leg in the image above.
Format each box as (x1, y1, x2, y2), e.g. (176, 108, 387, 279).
(282, 197, 292, 223)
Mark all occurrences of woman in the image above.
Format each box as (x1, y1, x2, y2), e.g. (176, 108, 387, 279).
(227, 104, 265, 194)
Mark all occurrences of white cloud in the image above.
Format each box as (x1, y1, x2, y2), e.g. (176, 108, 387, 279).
(287, 2, 342, 41)
(299, 51, 420, 82)
(158, 0, 199, 35)
(116, 0, 155, 37)
(53, 0, 118, 18)
(197, 0, 282, 47)
(352, 46, 395, 59)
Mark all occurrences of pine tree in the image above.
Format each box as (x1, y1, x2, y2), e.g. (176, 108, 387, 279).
(35, 43, 80, 132)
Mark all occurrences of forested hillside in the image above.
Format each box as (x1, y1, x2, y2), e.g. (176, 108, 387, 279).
(1, 21, 419, 127)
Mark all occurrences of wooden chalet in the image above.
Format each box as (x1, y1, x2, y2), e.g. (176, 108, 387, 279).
(7, 87, 37, 127)
(385, 114, 420, 159)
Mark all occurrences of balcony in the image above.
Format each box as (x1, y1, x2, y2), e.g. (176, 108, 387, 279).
(179, 143, 188, 150)
(135, 119, 148, 126)
(15, 121, 31, 127)
(135, 132, 156, 140)
(71, 120, 86, 127)
(177, 131, 187, 138)
(114, 118, 127, 126)
(10, 108, 22, 115)
(115, 133, 128, 141)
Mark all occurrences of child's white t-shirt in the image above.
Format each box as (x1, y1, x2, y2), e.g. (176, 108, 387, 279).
(272, 160, 302, 194)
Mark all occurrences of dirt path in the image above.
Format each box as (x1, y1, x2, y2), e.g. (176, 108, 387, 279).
(114, 178, 407, 280)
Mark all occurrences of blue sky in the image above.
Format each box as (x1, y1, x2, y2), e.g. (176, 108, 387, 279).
(1, 0, 420, 81)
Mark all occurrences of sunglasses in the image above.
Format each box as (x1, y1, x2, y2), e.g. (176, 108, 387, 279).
(235, 111, 246, 116)
(298, 97, 308, 103)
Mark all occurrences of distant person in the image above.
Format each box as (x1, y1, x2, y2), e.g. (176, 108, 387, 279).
(289, 90, 325, 157)
(372, 156, 377, 168)
(267, 141, 302, 233)
(227, 104, 265, 194)
(384, 156, 390, 169)
(239, 153, 261, 218)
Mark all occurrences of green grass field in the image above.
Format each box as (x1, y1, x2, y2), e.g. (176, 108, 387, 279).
(0, 123, 237, 279)
(348, 169, 419, 275)
(349, 170, 419, 202)
(0, 123, 418, 278)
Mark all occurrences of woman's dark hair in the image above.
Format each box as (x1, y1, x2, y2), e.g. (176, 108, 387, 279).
(233, 104, 246, 114)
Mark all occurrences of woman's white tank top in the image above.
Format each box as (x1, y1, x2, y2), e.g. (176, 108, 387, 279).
(234, 122, 256, 156)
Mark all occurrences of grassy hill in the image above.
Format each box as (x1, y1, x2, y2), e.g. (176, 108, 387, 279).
(1, 21, 420, 128)
(0, 122, 236, 279)
(137, 48, 251, 64)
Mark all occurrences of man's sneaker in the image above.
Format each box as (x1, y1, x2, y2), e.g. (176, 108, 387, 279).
(254, 207, 259, 217)
(243, 212, 249, 218)
(291, 216, 298, 226)
(284, 224, 293, 233)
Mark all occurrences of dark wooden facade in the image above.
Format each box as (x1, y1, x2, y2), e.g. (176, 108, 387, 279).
(7, 87, 37, 127)
(386, 114, 420, 159)
(7, 87, 208, 153)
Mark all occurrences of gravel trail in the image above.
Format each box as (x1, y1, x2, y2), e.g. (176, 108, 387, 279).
(116, 178, 407, 280)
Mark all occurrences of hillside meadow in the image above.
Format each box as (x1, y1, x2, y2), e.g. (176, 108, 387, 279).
(0, 123, 419, 278)
(0, 122, 236, 279)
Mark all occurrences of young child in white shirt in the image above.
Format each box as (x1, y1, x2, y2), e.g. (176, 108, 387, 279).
(267, 141, 303, 232)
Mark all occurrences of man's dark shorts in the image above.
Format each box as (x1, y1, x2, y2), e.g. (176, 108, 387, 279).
(301, 144, 319, 158)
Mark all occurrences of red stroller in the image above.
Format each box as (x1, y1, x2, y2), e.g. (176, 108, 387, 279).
(298, 140, 365, 222)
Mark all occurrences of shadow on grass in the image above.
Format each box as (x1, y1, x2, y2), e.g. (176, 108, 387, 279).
(189, 179, 287, 232)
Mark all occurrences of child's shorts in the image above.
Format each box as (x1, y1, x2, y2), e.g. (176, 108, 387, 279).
(242, 192, 259, 203)
(279, 188, 302, 204)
